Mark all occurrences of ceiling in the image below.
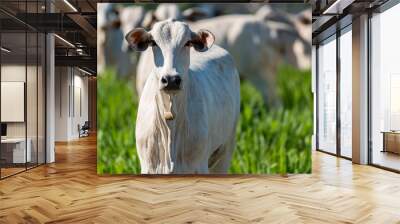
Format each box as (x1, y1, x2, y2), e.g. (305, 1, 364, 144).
(0, 0, 101, 74)
(311, 0, 389, 44)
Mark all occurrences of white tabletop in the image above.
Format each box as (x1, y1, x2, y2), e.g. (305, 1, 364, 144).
(1, 138, 28, 143)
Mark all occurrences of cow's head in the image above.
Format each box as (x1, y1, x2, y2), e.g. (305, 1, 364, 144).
(126, 19, 214, 93)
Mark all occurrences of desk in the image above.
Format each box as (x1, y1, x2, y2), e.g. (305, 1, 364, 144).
(382, 131, 400, 154)
(1, 138, 31, 163)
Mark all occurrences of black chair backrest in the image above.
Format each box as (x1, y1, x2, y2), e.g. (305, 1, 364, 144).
(82, 121, 90, 129)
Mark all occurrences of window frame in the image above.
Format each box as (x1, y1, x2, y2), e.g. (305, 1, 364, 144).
(315, 21, 353, 161)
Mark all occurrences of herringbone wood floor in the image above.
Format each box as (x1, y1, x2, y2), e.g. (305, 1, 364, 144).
(1, 135, 400, 224)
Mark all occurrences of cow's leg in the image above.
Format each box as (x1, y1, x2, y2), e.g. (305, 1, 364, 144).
(208, 135, 236, 174)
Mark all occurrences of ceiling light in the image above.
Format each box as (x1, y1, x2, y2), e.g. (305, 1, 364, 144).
(63, 0, 78, 12)
(323, 0, 355, 15)
(1, 47, 11, 53)
(54, 34, 75, 48)
(78, 67, 93, 76)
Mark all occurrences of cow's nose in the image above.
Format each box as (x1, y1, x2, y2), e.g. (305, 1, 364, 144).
(160, 75, 181, 91)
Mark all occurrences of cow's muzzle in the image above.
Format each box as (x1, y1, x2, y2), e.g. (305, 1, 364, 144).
(160, 75, 182, 91)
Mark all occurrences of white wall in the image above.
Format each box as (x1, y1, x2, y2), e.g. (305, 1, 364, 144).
(54, 67, 89, 141)
(55, 67, 69, 141)
(72, 72, 89, 138)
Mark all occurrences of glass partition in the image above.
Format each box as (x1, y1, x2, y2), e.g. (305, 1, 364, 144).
(38, 32, 45, 165)
(27, 31, 38, 169)
(1, 30, 28, 177)
(339, 26, 352, 158)
(317, 35, 337, 154)
(371, 4, 400, 171)
(26, 0, 45, 169)
(0, 1, 46, 179)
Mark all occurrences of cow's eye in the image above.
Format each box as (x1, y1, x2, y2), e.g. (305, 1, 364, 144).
(184, 41, 192, 47)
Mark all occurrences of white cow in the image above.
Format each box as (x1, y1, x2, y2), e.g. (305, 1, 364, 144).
(136, 8, 310, 105)
(126, 19, 240, 174)
(99, 4, 178, 79)
(101, 4, 181, 81)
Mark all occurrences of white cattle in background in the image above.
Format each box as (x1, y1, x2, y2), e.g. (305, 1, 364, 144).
(291, 9, 312, 70)
(126, 20, 240, 174)
(97, 3, 120, 74)
(136, 7, 311, 105)
(154, 4, 181, 21)
(142, 4, 182, 29)
(97, 4, 146, 78)
(100, 3, 211, 77)
(255, 6, 312, 70)
(293, 9, 312, 42)
(119, 6, 146, 52)
(114, 6, 147, 79)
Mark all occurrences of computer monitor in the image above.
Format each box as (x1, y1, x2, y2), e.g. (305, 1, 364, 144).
(1, 123, 7, 137)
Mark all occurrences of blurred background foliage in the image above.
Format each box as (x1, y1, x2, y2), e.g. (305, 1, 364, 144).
(97, 66, 312, 174)
(121, 3, 307, 13)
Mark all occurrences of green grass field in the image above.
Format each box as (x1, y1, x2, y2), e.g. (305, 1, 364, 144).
(97, 66, 312, 174)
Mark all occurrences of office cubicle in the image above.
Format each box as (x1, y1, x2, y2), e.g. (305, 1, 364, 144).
(0, 0, 46, 179)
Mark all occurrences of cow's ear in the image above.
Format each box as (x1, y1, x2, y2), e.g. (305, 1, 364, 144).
(189, 29, 214, 52)
(125, 28, 152, 52)
(298, 14, 311, 25)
